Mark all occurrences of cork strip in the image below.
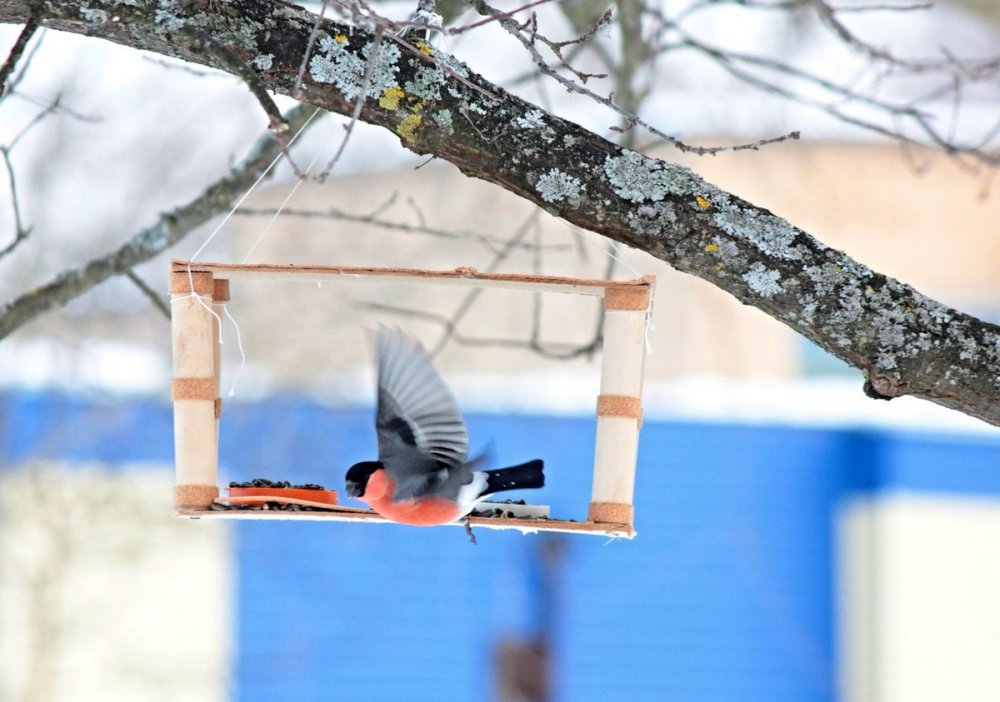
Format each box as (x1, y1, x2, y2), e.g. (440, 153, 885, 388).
(588, 502, 634, 526)
(175, 484, 219, 509)
(169, 270, 214, 296)
(604, 285, 651, 311)
(212, 278, 230, 302)
(596, 394, 642, 424)
(171, 377, 219, 401)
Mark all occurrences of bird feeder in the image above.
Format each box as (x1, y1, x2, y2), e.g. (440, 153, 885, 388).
(169, 259, 654, 538)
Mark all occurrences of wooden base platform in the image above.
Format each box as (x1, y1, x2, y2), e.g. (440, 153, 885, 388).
(175, 504, 635, 538)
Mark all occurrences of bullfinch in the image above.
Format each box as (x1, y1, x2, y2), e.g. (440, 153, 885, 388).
(345, 327, 544, 526)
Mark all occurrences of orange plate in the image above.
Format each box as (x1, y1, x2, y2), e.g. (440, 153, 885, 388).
(227, 487, 339, 506)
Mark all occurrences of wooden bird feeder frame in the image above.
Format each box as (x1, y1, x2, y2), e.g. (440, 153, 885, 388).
(169, 259, 655, 538)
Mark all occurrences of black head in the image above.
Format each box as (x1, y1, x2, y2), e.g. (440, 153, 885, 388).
(345, 461, 382, 498)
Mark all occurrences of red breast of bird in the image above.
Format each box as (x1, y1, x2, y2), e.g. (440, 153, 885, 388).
(362, 469, 465, 526)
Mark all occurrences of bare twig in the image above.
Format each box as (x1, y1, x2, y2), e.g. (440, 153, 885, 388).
(317, 28, 384, 181)
(6, 92, 100, 150)
(234, 205, 569, 254)
(0, 87, 106, 264)
(448, 0, 556, 35)
(326, 0, 500, 101)
(814, 1, 999, 75)
(360, 300, 605, 359)
(141, 55, 217, 77)
(125, 269, 171, 320)
(0, 146, 30, 261)
(0, 104, 322, 340)
(427, 210, 537, 356)
(182, 28, 289, 135)
(5, 90, 100, 123)
(639, 0, 999, 168)
(358, 210, 604, 361)
(828, 2, 933, 11)
(404, 196, 428, 229)
(677, 36, 998, 168)
(355, 211, 543, 357)
(387, 32, 500, 102)
(466, 0, 801, 155)
(523, 218, 604, 360)
(295, 0, 329, 99)
(523, 7, 614, 84)
(0, 8, 39, 97)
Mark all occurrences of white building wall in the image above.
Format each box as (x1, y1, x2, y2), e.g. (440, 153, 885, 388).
(0, 466, 230, 702)
(839, 494, 1000, 702)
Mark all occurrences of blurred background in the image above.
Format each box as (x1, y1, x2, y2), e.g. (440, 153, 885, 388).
(1, 0, 999, 700)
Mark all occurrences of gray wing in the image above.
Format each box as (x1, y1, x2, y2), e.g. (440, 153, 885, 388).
(374, 327, 470, 499)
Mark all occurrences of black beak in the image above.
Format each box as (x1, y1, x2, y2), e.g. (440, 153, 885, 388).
(345, 460, 380, 500)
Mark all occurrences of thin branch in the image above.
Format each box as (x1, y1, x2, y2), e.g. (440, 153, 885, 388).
(828, 2, 933, 11)
(182, 28, 289, 135)
(327, 0, 500, 101)
(814, 0, 1000, 75)
(295, 0, 329, 99)
(0, 7, 39, 97)
(125, 269, 171, 320)
(235, 206, 569, 254)
(521, 7, 614, 84)
(404, 195, 427, 229)
(6, 92, 99, 150)
(0, 146, 30, 261)
(427, 210, 539, 356)
(465, 0, 801, 155)
(141, 55, 217, 77)
(371, 208, 604, 361)
(359, 300, 604, 359)
(0, 103, 322, 340)
(317, 28, 384, 180)
(641, 1, 999, 167)
(448, 0, 556, 35)
(5, 89, 100, 123)
(677, 37, 998, 167)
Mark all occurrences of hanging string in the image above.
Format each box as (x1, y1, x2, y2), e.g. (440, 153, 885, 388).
(576, 231, 656, 353)
(241, 152, 322, 263)
(606, 240, 643, 278)
(170, 292, 225, 343)
(168, 294, 248, 397)
(174, 106, 323, 398)
(222, 304, 247, 396)
(189, 106, 323, 263)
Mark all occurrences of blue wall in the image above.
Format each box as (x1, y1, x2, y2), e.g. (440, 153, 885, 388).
(2, 392, 999, 701)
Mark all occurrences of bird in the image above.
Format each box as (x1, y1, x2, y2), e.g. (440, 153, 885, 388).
(345, 327, 544, 526)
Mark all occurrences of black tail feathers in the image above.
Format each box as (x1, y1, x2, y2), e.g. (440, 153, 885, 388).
(483, 459, 545, 496)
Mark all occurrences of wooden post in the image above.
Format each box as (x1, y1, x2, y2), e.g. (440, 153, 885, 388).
(588, 284, 651, 527)
(170, 270, 221, 510)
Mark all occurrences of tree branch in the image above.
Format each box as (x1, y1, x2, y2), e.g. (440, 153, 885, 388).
(0, 103, 321, 339)
(125, 269, 171, 319)
(0, 145, 31, 260)
(0, 1, 997, 424)
(0, 5, 40, 96)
